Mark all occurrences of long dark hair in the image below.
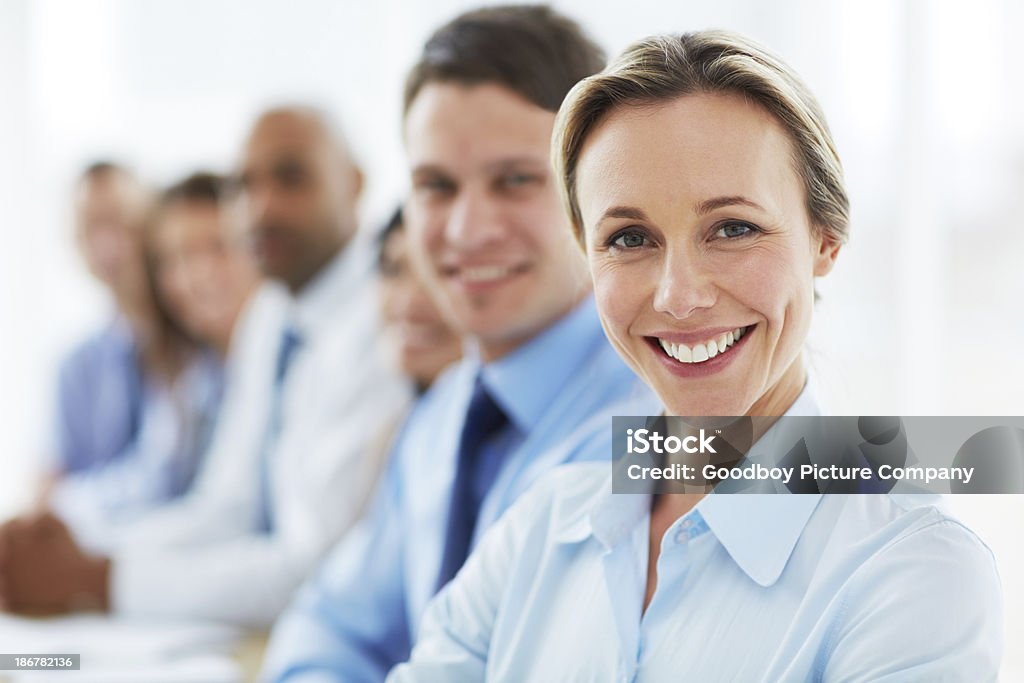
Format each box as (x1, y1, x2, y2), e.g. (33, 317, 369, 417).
(139, 172, 229, 380)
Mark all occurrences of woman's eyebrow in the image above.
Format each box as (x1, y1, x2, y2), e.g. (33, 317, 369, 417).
(694, 195, 765, 215)
(599, 205, 649, 222)
(597, 197, 766, 224)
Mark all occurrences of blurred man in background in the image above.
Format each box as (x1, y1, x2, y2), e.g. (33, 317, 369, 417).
(0, 108, 410, 625)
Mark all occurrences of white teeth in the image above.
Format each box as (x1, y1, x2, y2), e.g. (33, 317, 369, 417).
(461, 265, 513, 282)
(656, 326, 750, 365)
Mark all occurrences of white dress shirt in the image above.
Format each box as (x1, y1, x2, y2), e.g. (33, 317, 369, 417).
(391, 387, 1003, 682)
(109, 233, 412, 626)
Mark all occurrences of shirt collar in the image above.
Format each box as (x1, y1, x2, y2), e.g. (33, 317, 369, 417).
(696, 382, 822, 586)
(558, 382, 824, 587)
(107, 315, 138, 352)
(475, 296, 606, 434)
(696, 493, 820, 586)
(283, 232, 373, 338)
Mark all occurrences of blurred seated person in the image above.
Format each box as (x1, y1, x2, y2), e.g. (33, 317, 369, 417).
(330, 205, 465, 520)
(0, 108, 411, 625)
(148, 172, 261, 364)
(376, 205, 461, 395)
(0, 200, 457, 620)
(41, 164, 227, 547)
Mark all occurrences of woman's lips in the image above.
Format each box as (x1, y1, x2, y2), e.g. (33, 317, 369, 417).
(645, 324, 756, 378)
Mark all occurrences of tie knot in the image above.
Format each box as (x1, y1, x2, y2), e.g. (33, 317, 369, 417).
(464, 377, 507, 441)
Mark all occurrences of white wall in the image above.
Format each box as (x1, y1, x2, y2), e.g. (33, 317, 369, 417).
(0, 0, 1020, 675)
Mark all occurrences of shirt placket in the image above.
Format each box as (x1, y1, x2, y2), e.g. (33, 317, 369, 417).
(635, 513, 709, 681)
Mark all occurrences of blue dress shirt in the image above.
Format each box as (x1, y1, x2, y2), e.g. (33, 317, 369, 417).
(49, 331, 224, 549)
(54, 319, 144, 474)
(261, 297, 658, 682)
(390, 389, 1003, 682)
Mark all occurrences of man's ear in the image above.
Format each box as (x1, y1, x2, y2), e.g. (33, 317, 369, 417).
(813, 232, 842, 277)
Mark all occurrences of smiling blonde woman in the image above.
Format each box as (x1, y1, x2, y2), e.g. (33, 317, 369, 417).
(387, 31, 1003, 682)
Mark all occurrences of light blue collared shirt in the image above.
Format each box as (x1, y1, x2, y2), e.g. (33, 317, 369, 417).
(390, 388, 1003, 682)
(50, 319, 224, 548)
(53, 318, 144, 474)
(261, 297, 658, 682)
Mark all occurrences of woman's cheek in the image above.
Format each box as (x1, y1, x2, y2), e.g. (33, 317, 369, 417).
(728, 253, 792, 323)
(592, 260, 652, 361)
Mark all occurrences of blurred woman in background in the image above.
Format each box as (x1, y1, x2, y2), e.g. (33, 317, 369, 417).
(45, 171, 259, 549)
(376, 206, 462, 393)
(347, 205, 464, 517)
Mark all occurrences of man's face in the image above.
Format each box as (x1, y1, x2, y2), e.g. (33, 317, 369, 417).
(151, 200, 258, 346)
(233, 111, 360, 292)
(403, 83, 590, 362)
(74, 172, 148, 295)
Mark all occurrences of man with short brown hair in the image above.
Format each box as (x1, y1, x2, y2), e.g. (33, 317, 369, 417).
(261, 6, 656, 681)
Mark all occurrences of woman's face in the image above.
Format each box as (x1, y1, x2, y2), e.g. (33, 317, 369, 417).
(153, 200, 258, 347)
(575, 92, 839, 416)
(378, 228, 462, 388)
(75, 172, 149, 294)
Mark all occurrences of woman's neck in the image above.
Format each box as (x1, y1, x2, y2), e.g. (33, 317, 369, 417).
(748, 355, 807, 418)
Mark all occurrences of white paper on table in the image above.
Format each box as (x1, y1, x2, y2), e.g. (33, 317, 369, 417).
(0, 613, 242, 682)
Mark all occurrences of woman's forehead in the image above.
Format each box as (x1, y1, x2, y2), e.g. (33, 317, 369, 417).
(575, 92, 802, 226)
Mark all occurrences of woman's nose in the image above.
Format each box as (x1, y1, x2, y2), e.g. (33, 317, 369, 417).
(652, 246, 718, 320)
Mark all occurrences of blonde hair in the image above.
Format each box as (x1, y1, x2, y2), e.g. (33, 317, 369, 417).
(553, 30, 849, 245)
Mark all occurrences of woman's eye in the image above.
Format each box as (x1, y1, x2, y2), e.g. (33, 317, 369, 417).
(715, 222, 757, 239)
(610, 230, 648, 249)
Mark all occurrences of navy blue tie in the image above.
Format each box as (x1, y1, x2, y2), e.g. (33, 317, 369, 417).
(435, 377, 509, 591)
(257, 326, 303, 532)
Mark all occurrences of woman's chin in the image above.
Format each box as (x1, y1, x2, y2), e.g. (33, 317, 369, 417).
(661, 392, 751, 417)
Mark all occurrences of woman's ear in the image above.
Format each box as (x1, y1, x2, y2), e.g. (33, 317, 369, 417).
(813, 233, 842, 277)
(348, 164, 365, 202)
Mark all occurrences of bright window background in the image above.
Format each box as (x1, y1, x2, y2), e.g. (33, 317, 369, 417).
(1, 0, 1021, 675)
